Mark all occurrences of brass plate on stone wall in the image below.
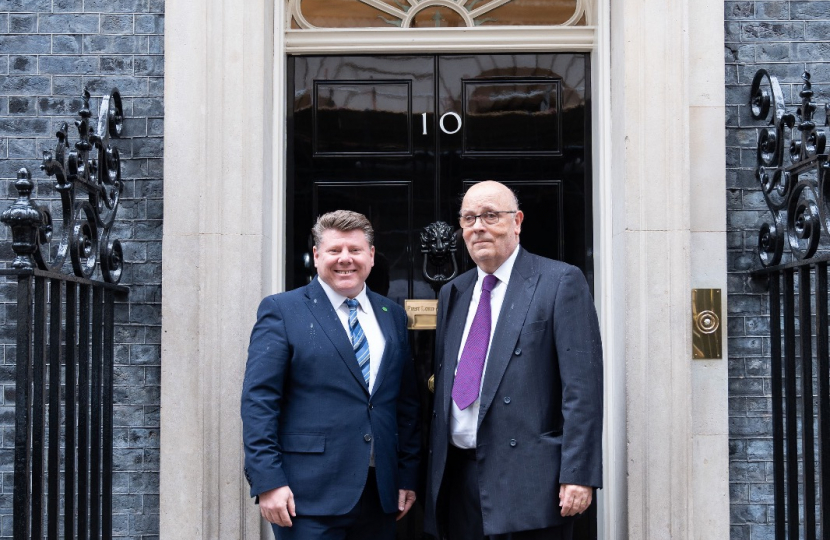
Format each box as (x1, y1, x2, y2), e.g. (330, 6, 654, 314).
(692, 288, 722, 359)
(405, 299, 438, 330)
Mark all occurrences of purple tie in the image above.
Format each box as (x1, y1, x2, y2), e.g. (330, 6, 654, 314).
(452, 274, 498, 410)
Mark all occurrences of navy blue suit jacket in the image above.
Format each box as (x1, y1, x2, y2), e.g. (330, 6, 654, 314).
(241, 278, 420, 516)
(424, 248, 603, 536)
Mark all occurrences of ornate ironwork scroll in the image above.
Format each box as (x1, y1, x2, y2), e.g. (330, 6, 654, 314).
(420, 220, 459, 293)
(1, 88, 125, 283)
(750, 70, 830, 267)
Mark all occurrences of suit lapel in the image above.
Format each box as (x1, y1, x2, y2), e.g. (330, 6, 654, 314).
(478, 249, 538, 426)
(440, 271, 477, 416)
(303, 279, 369, 393)
(367, 290, 396, 395)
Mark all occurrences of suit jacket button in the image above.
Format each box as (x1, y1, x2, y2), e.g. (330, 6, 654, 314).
(433, 411, 437, 418)
(503, 396, 511, 404)
(509, 438, 517, 447)
(368, 403, 373, 410)
(514, 348, 521, 355)
(364, 434, 373, 442)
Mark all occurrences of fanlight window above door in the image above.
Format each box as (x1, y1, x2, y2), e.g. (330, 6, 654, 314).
(287, 0, 592, 29)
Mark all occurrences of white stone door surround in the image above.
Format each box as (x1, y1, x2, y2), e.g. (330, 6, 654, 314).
(161, 0, 729, 538)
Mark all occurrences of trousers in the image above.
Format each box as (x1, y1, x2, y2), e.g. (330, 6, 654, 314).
(442, 445, 574, 540)
(274, 469, 396, 540)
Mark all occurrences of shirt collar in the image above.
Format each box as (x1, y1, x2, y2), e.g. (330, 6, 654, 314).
(476, 244, 521, 286)
(317, 277, 370, 312)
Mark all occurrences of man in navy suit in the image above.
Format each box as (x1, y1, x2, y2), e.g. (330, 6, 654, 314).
(424, 181, 603, 540)
(241, 210, 420, 540)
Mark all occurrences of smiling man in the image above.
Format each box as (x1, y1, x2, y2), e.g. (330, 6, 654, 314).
(424, 181, 604, 540)
(241, 210, 420, 540)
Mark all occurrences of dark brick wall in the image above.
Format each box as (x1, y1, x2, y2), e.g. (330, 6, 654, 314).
(0, 1, 163, 538)
(726, 2, 829, 539)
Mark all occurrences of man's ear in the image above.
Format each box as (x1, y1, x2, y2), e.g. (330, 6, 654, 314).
(514, 210, 525, 233)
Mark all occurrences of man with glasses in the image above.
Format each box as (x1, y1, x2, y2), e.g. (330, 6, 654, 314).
(424, 181, 603, 540)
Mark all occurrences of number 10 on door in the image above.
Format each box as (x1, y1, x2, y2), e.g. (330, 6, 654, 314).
(421, 112, 462, 135)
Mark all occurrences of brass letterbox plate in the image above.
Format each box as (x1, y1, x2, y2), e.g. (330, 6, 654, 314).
(405, 299, 438, 330)
(692, 288, 722, 359)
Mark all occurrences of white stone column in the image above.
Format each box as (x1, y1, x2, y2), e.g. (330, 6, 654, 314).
(688, 0, 730, 537)
(612, 0, 729, 537)
(160, 0, 276, 538)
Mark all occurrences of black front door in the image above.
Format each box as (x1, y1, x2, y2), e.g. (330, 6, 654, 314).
(287, 53, 595, 539)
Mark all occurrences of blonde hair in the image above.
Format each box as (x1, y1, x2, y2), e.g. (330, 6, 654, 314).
(311, 210, 374, 247)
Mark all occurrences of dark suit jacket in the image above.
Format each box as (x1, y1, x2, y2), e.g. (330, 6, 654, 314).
(424, 247, 603, 536)
(240, 278, 420, 517)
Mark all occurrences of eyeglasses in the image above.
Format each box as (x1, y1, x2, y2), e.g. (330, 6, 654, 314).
(458, 211, 517, 228)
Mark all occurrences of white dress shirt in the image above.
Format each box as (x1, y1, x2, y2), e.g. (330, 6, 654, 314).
(318, 279, 386, 394)
(450, 244, 521, 449)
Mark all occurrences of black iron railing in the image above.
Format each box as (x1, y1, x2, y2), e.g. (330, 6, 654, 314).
(2, 269, 126, 540)
(754, 261, 830, 540)
(750, 70, 829, 540)
(1, 89, 127, 540)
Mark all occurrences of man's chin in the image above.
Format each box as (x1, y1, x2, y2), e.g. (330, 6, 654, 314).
(469, 250, 493, 265)
(333, 278, 360, 296)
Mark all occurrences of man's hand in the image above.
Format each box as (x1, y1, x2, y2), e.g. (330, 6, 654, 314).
(259, 486, 296, 527)
(396, 489, 416, 521)
(559, 484, 592, 517)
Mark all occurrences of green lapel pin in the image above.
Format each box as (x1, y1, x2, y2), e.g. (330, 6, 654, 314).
(382, 306, 388, 312)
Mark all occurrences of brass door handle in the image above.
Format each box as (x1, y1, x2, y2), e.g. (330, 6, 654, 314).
(428, 374, 435, 393)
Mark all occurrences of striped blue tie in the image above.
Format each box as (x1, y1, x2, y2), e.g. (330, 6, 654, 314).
(345, 299, 370, 386)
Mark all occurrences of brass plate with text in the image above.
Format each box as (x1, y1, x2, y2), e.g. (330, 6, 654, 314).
(405, 299, 438, 330)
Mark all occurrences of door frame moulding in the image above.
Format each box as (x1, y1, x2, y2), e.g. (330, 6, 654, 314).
(590, 0, 623, 537)
(285, 27, 595, 54)
(273, 12, 621, 540)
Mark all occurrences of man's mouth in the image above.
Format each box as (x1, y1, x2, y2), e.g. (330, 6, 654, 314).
(335, 270, 356, 275)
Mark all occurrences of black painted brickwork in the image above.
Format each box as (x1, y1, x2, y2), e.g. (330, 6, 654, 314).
(0, 1, 163, 538)
(726, 2, 830, 539)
